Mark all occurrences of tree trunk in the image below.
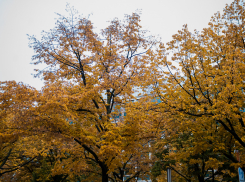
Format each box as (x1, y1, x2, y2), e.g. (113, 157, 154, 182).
(102, 167, 109, 182)
(197, 175, 205, 182)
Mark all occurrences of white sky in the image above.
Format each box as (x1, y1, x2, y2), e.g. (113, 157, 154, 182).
(0, 0, 234, 90)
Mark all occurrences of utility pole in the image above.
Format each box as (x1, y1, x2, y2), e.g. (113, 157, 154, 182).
(167, 168, 171, 182)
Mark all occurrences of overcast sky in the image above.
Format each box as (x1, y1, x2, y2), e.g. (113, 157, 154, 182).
(0, 0, 234, 90)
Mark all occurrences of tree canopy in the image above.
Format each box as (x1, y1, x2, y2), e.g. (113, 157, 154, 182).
(1, 1, 245, 182)
(150, 0, 245, 181)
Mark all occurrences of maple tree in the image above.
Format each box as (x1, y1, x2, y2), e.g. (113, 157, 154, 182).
(26, 6, 157, 182)
(0, 82, 65, 182)
(0, 81, 43, 181)
(149, 0, 245, 181)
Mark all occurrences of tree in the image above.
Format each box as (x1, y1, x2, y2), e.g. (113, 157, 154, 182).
(28, 5, 157, 182)
(0, 81, 42, 181)
(150, 0, 245, 181)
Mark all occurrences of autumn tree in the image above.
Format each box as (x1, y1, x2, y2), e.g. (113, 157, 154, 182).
(149, 0, 245, 181)
(0, 81, 44, 181)
(27, 5, 157, 182)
